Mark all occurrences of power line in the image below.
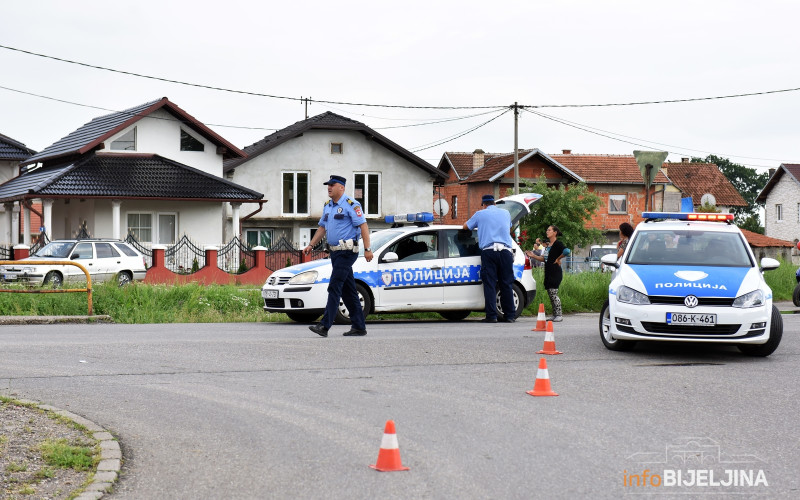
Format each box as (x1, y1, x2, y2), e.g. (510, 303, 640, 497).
(0, 44, 502, 110)
(411, 108, 510, 152)
(0, 84, 278, 132)
(521, 107, 776, 169)
(314, 102, 507, 129)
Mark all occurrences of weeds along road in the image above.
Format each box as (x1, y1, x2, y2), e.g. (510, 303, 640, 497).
(1, 314, 799, 499)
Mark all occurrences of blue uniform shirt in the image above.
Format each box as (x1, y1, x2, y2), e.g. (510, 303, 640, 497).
(318, 194, 366, 243)
(465, 205, 513, 249)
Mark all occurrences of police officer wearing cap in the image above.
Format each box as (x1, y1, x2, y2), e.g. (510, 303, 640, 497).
(463, 194, 516, 323)
(304, 175, 373, 337)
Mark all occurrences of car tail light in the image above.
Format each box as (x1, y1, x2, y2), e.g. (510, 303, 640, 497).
(524, 256, 532, 270)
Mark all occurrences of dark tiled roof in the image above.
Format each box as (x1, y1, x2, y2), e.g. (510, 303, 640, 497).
(225, 111, 444, 179)
(22, 98, 245, 166)
(664, 162, 747, 207)
(756, 163, 800, 203)
(0, 153, 262, 202)
(0, 132, 36, 160)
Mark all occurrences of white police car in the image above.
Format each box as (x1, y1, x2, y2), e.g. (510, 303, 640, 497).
(599, 212, 783, 356)
(262, 193, 542, 323)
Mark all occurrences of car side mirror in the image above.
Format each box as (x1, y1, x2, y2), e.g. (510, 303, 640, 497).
(760, 257, 780, 272)
(70, 254, 80, 260)
(600, 253, 619, 269)
(382, 252, 399, 263)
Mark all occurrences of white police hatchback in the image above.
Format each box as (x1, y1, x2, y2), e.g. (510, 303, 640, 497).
(262, 193, 541, 323)
(599, 212, 783, 356)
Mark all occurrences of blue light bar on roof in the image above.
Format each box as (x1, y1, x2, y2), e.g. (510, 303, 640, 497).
(643, 212, 734, 222)
(384, 212, 435, 224)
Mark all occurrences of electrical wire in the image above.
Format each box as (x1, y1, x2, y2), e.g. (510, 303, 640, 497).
(521, 107, 776, 169)
(411, 108, 510, 152)
(0, 44, 503, 110)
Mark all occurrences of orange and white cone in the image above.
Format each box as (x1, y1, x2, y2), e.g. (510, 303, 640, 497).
(527, 358, 559, 397)
(536, 321, 562, 355)
(370, 420, 409, 471)
(532, 303, 547, 331)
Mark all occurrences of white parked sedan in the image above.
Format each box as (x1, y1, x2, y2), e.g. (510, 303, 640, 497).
(599, 212, 783, 356)
(262, 193, 542, 323)
(1, 239, 148, 287)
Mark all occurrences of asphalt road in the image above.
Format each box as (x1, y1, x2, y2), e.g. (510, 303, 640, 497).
(1, 313, 798, 499)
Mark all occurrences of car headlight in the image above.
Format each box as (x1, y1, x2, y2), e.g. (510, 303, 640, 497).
(732, 289, 764, 308)
(617, 285, 651, 305)
(288, 271, 318, 285)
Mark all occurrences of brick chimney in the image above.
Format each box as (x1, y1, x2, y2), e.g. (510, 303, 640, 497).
(681, 157, 690, 163)
(562, 149, 571, 154)
(472, 149, 485, 171)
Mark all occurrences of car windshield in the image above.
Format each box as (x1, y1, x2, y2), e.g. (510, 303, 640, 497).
(590, 247, 617, 260)
(33, 241, 76, 258)
(626, 230, 752, 267)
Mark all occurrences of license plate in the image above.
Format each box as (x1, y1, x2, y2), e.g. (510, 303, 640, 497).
(265, 290, 278, 299)
(666, 312, 717, 326)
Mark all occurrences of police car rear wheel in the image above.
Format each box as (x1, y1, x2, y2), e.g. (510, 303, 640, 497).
(792, 283, 800, 307)
(335, 283, 372, 325)
(286, 312, 322, 323)
(599, 300, 636, 351)
(439, 311, 471, 321)
(738, 305, 783, 357)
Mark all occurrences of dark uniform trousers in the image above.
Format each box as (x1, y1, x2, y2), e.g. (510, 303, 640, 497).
(480, 249, 516, 320)
(321, 250, 366, 330)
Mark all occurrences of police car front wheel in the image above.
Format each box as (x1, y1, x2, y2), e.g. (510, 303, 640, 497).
(335, 283, 372, 325)
(737, 306, 783, 357)
(599, 300, 636, 351)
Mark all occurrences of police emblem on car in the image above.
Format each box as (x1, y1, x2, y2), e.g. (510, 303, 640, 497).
(598, 212, 783, 357)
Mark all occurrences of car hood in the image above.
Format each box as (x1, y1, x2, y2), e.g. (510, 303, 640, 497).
(496, 193, 542, 228)
(274, 259, 332, 276)
(622, 264, 759, 298)
(15, 256, 69, 263)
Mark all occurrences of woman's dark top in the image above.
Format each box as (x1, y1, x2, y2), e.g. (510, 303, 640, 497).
(543, 239, 565, 289)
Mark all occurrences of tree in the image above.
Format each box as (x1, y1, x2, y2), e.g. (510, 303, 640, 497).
(691, 155, 768, 232)
(515, 175, 604, 250)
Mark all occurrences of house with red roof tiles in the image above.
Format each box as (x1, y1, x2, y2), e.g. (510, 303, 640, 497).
(436, 149, 679, 236)
(756, 163, 800, 262)
(654, 159, 747, 213)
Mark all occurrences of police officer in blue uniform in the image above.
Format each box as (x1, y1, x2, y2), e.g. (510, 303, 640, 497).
(463, 194, 516, 323)
(304, 175, 373, 337)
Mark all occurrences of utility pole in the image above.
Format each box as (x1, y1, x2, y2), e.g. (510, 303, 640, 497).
(513, 102, 519, 195)
(301, 97, 310, 119)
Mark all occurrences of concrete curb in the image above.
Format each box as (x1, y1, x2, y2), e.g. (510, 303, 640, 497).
(11, 398, 121, 500)
(0, 315, 113, 325)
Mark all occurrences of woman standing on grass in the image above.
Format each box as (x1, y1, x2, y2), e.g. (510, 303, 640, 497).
(527, 225, 565, 322)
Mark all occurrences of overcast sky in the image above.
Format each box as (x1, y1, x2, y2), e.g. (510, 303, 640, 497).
(2, 0, 798, 173)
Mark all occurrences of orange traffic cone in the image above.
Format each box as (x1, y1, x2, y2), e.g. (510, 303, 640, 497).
(370, 420, 409, 471)
(532, 303, 547, 331)
(527, 358, 559, 397)
(536, 321, 563, 355)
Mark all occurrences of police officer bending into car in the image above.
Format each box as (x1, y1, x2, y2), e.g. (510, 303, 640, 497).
(463, 194, 516, 323)
(304, 175, 373, 337)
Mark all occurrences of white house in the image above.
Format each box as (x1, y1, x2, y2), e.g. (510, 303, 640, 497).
(0, 98, 262, 246)
(756, 163, 800, 262)
(223, 112, 446, 248)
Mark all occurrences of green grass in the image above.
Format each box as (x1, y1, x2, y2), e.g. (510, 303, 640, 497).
(39, 439, 96, 471)
(0, 261, 795, 322)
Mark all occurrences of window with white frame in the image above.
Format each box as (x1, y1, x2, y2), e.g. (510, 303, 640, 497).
(245, 229, 273, 248)
(353, 172, 380, 216)
(608, 194, 627, 214)
(776, 204, 783, 221)
(451, 195, 458, 219)
(127, 212, 177, 244)
(127, 213, 152, 242)
(282, 172, 309, 215)
(110, 128, 136, 151)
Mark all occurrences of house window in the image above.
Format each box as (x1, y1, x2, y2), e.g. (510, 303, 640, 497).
(608, 194, 627, 214)
(110, 128, 136, 151)
(180, 129, 205, 151)
(245, 229, 273, 248)
(127, 213, 152, 242)
(158, 213, 177, 244)
(797, 203, 800, 223)
(776, 204, 783, 221)
(331, 143, 343, 154)
(354, 172, 380, 216)
(282, 172, 309, 215)
(127, 212, 176, 243)
(451, 195, 458, 219)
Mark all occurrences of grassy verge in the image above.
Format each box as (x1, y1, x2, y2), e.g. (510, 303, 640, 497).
(0, 261, 795, 322)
